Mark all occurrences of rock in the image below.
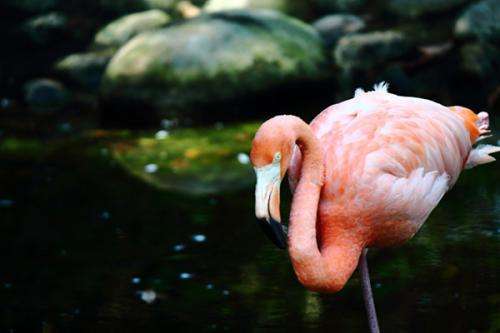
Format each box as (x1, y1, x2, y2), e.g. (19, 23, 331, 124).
(460, 43, 500, 79)
(101, 10, 327, 113)
(455, 0, 500, 43)
(314, 0, 366, 13)
(312, 14, 365, 49)
(111, 122, 259, 194)
(334, 31, 412, 71)
(24, 79, 69, 112)
(55, 50, 115, 91)
(203, 0, 311, 19)
(94, 10, 171, 49)
(21, 12, 68, 45)
(388, 0, 469, 18)
(3, 0, 60, 13)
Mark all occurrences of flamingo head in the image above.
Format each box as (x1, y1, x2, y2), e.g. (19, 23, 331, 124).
(449, 106, 490, 141)
(249, 117, 295, 249)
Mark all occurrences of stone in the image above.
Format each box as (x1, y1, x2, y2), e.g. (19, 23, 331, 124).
(24, 78, 69, 112)
(312, 14, 365, 48)
(55, 50, 115, 91)
(334, 30, 412, 71)
(21, 12, 68, 45)
(455, 0, 500, 43)
(94, 10, 171, 49)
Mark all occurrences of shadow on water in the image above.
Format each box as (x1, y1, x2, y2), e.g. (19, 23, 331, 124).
(0, 116, 499, 333)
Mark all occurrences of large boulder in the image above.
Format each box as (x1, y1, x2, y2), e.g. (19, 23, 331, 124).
(334, 31, 412, 71)
(94, 10, 171, 49)
(203, 0, 311, 19)
(312, 14, 365, 49)
(387, 0, 469, 18)
(455, 0, 500, 43)
(55, 50, 115, 91)
(101, 10, 327, 114)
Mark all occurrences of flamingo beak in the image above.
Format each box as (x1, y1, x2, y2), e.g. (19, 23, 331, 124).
(254, 163, 288, 249)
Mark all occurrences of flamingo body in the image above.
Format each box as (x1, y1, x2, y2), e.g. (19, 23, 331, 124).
(250, 83, 499, 294)
(291, 86, 471, 248)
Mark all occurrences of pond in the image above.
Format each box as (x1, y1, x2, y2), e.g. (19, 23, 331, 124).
(0, 110, 499, 332)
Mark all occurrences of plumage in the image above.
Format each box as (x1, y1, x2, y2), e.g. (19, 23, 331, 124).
(251, 83, 499, 294)
(289, 86, 484, 248)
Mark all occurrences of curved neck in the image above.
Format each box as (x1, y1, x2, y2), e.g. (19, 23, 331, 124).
(287, 118, 361, 293)
(288, 120, 324, 256)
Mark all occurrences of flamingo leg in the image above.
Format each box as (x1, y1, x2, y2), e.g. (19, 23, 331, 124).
(358, 248, 380, 333)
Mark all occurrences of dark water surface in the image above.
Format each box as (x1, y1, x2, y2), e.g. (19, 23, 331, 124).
(0, 116, 499, 333)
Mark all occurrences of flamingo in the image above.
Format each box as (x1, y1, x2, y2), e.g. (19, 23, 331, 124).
(250, 83, 499, 332)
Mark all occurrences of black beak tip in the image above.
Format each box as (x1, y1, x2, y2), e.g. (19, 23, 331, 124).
(257, 217, 287, 250)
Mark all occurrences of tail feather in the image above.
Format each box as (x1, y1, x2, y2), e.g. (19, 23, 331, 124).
(465, 144, 500, 169)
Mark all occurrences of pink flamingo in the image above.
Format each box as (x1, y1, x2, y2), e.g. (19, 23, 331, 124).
(250, 83, 499, 332)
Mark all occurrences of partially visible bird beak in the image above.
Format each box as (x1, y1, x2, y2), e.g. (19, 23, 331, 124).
(254, 163, 288, 249)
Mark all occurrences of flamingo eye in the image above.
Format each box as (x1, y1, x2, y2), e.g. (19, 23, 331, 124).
(274, 152, 281, 163)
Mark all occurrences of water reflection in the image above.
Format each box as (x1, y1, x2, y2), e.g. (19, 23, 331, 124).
(0, 122, 498, 332)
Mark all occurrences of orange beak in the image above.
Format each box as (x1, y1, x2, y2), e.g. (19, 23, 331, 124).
(254, 163, 287, 249)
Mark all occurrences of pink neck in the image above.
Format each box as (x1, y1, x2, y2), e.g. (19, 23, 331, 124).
(287, 117, 362, 293)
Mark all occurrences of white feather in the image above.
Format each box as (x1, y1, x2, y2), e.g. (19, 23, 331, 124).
(465, 144, 500, 169)
(373, 81, 389, 93)
(354, 88, 365, 97)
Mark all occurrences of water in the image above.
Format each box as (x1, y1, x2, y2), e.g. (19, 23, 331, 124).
(0, 119, 499, 333)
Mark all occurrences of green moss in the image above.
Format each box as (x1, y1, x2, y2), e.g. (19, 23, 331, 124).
(101, 10, 327, 113)
(111, 122, 259, 194)
(0, 138, 47, 159)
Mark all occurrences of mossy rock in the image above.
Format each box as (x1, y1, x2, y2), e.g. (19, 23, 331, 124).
(455, 0, 500, 43)
(20, 12, 68, 45)
(55, 50, 115, 91)
(94, 10, 171, 49)
(101, 9, 327, 115)
(111, 122, 259, 194)
(312, 14, 365, 49)
(333, 30, 412, 71)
